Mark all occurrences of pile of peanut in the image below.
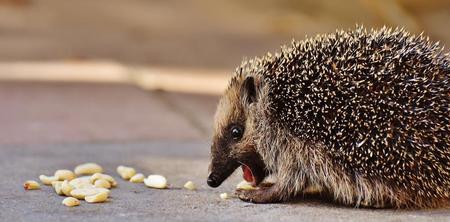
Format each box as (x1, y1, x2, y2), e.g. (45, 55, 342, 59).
(24, 162, 198, 207)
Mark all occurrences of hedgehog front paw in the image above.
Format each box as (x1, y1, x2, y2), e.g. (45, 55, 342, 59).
(235, 185, 281, 203)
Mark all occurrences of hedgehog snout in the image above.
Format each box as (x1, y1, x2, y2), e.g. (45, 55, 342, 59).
(207, 157, 240, 188)
(207, 173, 221, 188)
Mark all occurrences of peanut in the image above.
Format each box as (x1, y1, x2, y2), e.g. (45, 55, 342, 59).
(61, 180, 74, 196)
(144, 175, 168, 189)
(70, 188, 110, 199)
(236, 180, 256, 190)
(23, 180, 40, 190)
(85, 191, 108, 203)
(74, 163, 103, 175)
(39, 175, 58, 185)
(94, 179, 111, 189)
(54, 169, 76, 181)
(62, 197, 80, 207)
(183, 181, 196, 191)
(116, 165, 136, 180)
(52, 181, 64, 195)
(90, 173, 117, 187)
(69, 176, 94, 189)
(220, 193, 229, 200)
(129, 173, 144, 183)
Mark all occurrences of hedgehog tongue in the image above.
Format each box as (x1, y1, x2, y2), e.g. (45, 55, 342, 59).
(242, 165, 254, 183)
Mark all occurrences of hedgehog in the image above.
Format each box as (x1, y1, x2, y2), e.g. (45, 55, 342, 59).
(206, 26, 450, 208)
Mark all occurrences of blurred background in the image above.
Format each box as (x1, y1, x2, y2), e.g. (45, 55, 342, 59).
(1, 0, 449, 145)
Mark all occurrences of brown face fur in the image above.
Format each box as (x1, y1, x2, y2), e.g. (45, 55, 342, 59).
(207, 75, 267, 188)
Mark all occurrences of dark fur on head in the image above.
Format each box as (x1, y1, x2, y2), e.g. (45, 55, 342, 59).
(207, 69, 269, 188)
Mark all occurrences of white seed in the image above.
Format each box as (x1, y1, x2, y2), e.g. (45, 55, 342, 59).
(54, 169, 76, 181)
(69, 176, 94, 189)
(220, 193, 229, 200)
(74, 163, 103, 175)
(144, 175, 168, 189)
(129, 173, 144, 183)
(183, 181, 196, 190)
(236, 180, 256, 190)
(75, 184, 94, 189)
(94, 179, 111, 189)
(85, 191, 108, 203)
(39, 175, 58, 185)
(70, 188, 110, 199)
(116, 165, 136, 180)
(61, 180, 74, 196)
(23, 180, 40, 190)
(62, 197, 80, 207)
(51, 181, 62, 188)
(90, 173, 117, 187)
(52, 181, 64, 195)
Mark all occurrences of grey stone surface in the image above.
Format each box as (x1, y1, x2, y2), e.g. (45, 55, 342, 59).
(0, 82, 211, 145)
(1, 80, 450, 221)
(157, 91, 219, 138)
(2, 141, 450, 222)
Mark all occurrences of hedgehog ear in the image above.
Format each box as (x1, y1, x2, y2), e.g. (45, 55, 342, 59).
(241, 76, 257, 104)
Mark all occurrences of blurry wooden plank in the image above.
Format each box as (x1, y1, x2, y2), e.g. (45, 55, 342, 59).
(131, 67, 229, 95)
(0, 61, 229, 95)
(0, 61, 130, 83)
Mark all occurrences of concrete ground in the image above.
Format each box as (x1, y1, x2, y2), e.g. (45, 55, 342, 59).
(1, 81, 450, 221)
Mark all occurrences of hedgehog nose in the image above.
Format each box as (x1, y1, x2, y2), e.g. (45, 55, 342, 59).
(207, 174, 220, 188)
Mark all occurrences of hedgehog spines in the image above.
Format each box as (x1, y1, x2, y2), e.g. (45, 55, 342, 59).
(237, 27, 450, 208)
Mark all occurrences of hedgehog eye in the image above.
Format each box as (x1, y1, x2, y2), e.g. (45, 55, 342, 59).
(230, 126, 243, 140)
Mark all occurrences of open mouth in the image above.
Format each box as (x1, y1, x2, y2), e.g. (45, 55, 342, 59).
(207, 151, 268, 188)
(242, 165, 255, 185)
(240, 162, 265, 186)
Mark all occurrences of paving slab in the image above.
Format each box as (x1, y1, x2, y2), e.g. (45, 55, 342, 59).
(156, 91, 219, 138)
(2, 141, 450, 222)
(0, 81, 209, 145)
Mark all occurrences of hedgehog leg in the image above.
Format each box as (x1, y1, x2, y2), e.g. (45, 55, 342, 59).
(359, 199, 386, 209)
(235, 183, 284, 203)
